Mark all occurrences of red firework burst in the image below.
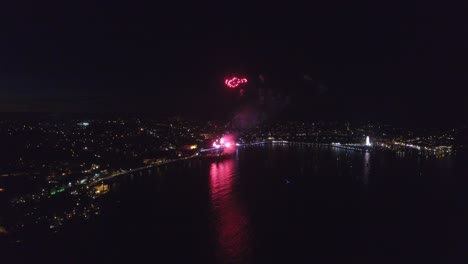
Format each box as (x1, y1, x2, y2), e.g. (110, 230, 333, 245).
(225, 77, 247, 88)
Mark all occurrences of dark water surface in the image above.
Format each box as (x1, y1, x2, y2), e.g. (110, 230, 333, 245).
(6, 145, 468, 263)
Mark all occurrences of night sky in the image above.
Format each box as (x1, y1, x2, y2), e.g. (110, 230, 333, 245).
(0, 1, 467, 125)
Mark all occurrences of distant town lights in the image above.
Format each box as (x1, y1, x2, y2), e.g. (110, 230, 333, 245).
(78, 122, 90, 127)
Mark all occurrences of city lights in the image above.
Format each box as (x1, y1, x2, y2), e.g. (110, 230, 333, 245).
(0, 117, 458, 249)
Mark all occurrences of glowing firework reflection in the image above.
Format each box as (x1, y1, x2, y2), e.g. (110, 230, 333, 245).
(225, 77, 247, 88)
(209, 160, 251, 262)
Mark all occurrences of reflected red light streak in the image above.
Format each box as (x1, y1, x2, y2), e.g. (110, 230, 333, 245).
(210, 160, 250, 262)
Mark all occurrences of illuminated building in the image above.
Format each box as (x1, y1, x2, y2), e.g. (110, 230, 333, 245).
(95, 184, 110, 195)
(78, 122, 90, 127)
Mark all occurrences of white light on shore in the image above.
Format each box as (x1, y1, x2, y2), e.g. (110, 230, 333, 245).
(365, 136, 371, 146)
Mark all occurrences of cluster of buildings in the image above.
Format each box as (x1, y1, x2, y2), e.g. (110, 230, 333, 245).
(0, 118, 462, 237)
(239, 121, 459, 155)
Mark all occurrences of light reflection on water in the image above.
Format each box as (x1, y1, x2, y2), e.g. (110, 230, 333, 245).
(364, 152, 370, 184)
(209, 159, 251, 263)
(3, 145, 466, 263)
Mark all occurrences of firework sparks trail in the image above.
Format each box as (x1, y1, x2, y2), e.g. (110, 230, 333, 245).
(225, 77, 247, 88)
(211, 134, 237, 154)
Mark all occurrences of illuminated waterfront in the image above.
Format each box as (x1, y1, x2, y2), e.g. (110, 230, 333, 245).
(2, 144, 467, 263)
